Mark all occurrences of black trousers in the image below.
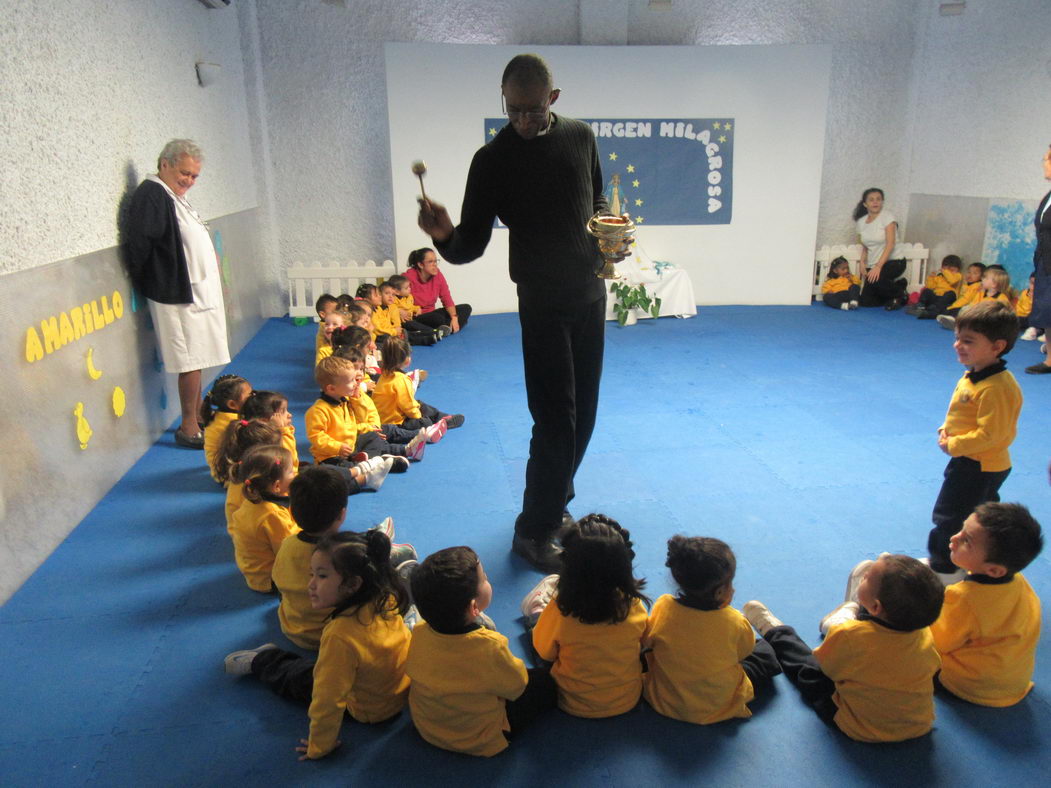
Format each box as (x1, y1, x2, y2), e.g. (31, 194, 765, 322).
(252, 646, 315, 704)
(403, 319, 438, 346)
(400, 400, 446, 431)
(414, 305, 473, 331)
(918, 289, 956, 316)
(514, 291, 606, 540)
(859, 259, 907, 307)
(741, 638, 783, 685)
(504, 667, 558, 736)
(382, 423, 421, 444)
(762, 625, 838, 724)
(928, 456, 1010, 573)
(822, 284, 861, 309)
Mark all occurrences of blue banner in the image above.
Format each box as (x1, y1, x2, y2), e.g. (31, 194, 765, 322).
(483, 117, 734, 225)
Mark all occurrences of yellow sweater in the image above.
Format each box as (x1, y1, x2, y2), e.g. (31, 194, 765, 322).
(272, 533, 332, 649)
(821, 274, 861, 294)
(306, 607, 411, 759)
(1016, 287, 1033, 318)
(315, 324, 326, 353)
(924, 268, 963, 297)
(204, 410, 238, 483)
(814, 618, 940, 743)
(940, 363, 1021, 472)
(315, 344, 333, 367)
(948, 281, 982, 310)
(373, 371, 421, 425)
(642, 595, 756, 724)
(396, 293, 420, 317)
(305, 395, 357, 463)
(930, 574, 1040, 706)
(227, 497, 299, 592)
(532, 596, 649, 718)
(349, 390, 382, 433)
(372, 304, 402, 337)
(406, 622, 527, 757)
(280, 425, 300, 471)
(224, 481, 244, 533)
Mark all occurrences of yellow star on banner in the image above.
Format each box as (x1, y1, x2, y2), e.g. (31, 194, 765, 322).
(609, 152, 618, 161)
(724, 122, 732, 130)
(634, 198, 643, 207)
(488, 127, 497, 137)
(634, 216, 644, 223)
(632, 179, 640, 188)
(719, 135, 727, 143)
(713, 121, 721, 129)
(626, 164, 635, 173)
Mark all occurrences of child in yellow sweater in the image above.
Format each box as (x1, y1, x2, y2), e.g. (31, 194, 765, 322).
(743, 554, 944, 743)
(201, 374, 252, 482)
(930, 502, 1043, 706)
(214, 419, 283, 536)
(642, 536, 781, 725)
(936, 262, 987, 329)
(1017, 274, 1038, 340)
(820, 256, 861, 311)
(225, 531, 412, 760)
(242, 389, 300, 471)
(908, 254, 962, 319)
(373, 338, 464, 438)
(314, 293, 339, 355)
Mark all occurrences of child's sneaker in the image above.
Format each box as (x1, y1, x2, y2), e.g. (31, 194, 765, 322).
(840, 302, 850, 311)
(475, 612, 496, 630)
(358, 456, 394, 491)
(370, 515, 395, 540)
(436, 325, 452, 340)
(742, 600, 783, 636)
(224, 643, 277, 676)
(350, 451, 368, 464)
(424, 419, 447, 444)
(819, 601, 860, 637)
(919, 557, 966, 586)
(443, 414, 465, 429)
(390, 542, 418, 567)
(384, 454, 410, 473)
(408, 368, 428, 393)
(936, 314, 956, 331)
(904, 304, 925, 316)
(1020, 326, 1039, 341)
(404, 430, 427, 462)
(845, 559, 874, 603)
(403, 604, 420, 631)
(520, 574, 559, 622)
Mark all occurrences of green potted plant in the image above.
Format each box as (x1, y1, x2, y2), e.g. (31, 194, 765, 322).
(610, 281, 662, 326)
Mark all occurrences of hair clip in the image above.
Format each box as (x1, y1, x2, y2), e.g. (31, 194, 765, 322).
(274, 458, 282, 466)
(240, 419, 249, 426)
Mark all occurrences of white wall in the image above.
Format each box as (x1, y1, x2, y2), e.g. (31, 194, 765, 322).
(0, 0, 259, 276)
(387, 43, 830, 309)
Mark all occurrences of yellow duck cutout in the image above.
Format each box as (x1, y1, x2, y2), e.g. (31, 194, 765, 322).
(74, 402, 93, 450)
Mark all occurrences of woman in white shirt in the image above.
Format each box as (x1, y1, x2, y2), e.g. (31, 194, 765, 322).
(853, 187, 908, 310)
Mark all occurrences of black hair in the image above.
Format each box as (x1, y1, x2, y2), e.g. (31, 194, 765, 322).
(200, 374, 249, 426)
(501, 53, 553, 90)
(335, 294, 356, 311)
(234, 444, 292, 504)
(355, 283, 378, 301)
(214, 418, 281, 485)
(827, 256, 850, 279)
(387, 274, 409, 289)
(556, 514, 649, 624)
(407, 248, 434, 270)
(317, 531, 409, 619)
(334, 325, 371, 353)
(315, 293, 338, 315)
(410, 546, 482, 631)
(872, 555, 944, 631)
(955, 300, 1019, 356)
(973, 502, 1043, 574)
(240, 390, 288, 422)
(852, 187, 884, 221)
(967, 262, 987, 274)
(941, 255, 962, 269)
(289, 466, 348, 535)
(379, 337, 411, 375)
(665, 536, 735, 610)
(333, 345, 365, 366)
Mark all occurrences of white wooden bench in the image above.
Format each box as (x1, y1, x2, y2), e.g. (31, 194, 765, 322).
(812, 243, 930, 301)
(286, 259, 397, 320)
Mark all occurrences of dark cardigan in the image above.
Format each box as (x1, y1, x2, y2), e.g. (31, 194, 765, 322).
(123, 179, 193, 304)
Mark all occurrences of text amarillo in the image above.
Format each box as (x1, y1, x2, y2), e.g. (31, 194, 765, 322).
(588, 121, 726, 213)
(25, 290, 125, 363)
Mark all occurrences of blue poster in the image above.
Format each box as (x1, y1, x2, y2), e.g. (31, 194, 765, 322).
(981, 199, 1037, 290)
(483, 117, 734, 226)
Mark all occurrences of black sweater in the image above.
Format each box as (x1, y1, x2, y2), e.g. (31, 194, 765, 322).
(437, 114, 609, 302)
(123, 179, 193, 304)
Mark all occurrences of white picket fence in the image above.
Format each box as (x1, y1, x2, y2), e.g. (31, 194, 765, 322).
(812, 243, 930, 301)
(286, 259, 397, 320)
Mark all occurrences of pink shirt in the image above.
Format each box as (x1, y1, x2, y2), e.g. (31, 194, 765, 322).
(405, 267, 455, 314)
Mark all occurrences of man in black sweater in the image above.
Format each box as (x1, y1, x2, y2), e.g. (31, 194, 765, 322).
(417, 53, 615, 571)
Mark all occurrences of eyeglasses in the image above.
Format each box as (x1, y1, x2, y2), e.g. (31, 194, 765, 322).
(501, 91, 558, 121)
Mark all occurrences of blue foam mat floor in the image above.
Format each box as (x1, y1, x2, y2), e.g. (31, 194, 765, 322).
(2, 306, 1050, 786)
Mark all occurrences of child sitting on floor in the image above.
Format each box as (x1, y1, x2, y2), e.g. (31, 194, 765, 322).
(930, 502, 1043, 706)
(935, 262, 986, 329)
(387, 277, 439, 346)
(316, 309, 349, 365)
(407, 546, 555, 756)
(228, 444, 299, 592)
(202, 374, 252, 482)
(373, 338, 463, 435)
(215, 419, 283, 533)
(1017, 274, 1036, 339)
(371, 282, 403, 345)
(242, 389, 300, 471)
(908, 254, 962, 319)
(524, 514, 650, 718)
(642, 536, 781, 725)
(225, 531, 412, 760)
(742, 554, 944, 743)
(820, 257, 861, 311)
(314, 293, 339, 355)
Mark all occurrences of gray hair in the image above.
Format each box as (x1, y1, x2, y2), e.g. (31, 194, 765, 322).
(157, 139, 203, 170)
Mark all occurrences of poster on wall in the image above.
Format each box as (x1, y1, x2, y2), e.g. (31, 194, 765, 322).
(484, 117, 734, 226)
(981, 198, 1038, 290)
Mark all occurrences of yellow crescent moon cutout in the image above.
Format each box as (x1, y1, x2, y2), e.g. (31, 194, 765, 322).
(112, 386, 126, 417)
(86, 347, 103, 380)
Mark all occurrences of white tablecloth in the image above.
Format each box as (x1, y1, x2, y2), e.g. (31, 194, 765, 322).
(604, 257, 697, 320)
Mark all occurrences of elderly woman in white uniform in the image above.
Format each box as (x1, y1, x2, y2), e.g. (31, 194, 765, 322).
(125, 139, 230, 448)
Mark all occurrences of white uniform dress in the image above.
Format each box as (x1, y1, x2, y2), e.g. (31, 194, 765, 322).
(146, 175, 230, 373)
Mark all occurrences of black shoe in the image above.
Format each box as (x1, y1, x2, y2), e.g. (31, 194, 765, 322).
(917, 310, 936, 320)
(1024, 362, 1051, 375)
(904, 305, 925, 316)
(884, 296, 906, 311)
(174, 430, 204, 449)
(512, 534, 563, 573)
(443, 414, 465, 429)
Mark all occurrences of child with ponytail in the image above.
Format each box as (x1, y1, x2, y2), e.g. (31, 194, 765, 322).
(242, 389, 300, 471)
(373, 338, 463, 439)
(201, 374, 252, 482)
